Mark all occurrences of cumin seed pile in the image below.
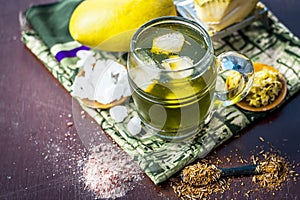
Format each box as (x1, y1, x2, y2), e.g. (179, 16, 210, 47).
(252, 152, 293, 190)
(181, 163, 221, 187)
(171, 160, 231, 199)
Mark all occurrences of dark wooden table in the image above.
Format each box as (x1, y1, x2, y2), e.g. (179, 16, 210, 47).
(1, 0, 300, 199)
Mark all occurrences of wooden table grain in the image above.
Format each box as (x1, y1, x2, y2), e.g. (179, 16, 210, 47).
(1, 0, 299, 199)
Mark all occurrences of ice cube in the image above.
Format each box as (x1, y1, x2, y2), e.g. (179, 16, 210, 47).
(151, 32, 185, 55)
(161, 56, 194, 78)
(130, 50, 161, 90)
(127, 116, 142, 136)
(162, 56, 193, 70)
(109, 105, 128, 123)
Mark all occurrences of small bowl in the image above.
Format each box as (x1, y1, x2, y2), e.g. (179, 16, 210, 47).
(236, 63, 287, 112)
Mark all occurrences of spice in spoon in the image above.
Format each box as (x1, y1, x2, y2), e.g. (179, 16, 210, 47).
(171, 160, 231, 199)
(182, 162, 261, 187)
(181, 162, 221, 187)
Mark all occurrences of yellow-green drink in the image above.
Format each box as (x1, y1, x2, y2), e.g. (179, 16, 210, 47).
(127, 17, 217, 140)
(127, 17, 254, 140)
(130, 73, 216, 139)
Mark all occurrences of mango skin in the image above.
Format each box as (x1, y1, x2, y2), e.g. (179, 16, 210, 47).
(69, 0, 177, 52)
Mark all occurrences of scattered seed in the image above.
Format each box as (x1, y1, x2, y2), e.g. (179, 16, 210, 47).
(254, 153, 290, 190)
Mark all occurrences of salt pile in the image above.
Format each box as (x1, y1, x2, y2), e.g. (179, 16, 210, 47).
(80, 143, 143, 199)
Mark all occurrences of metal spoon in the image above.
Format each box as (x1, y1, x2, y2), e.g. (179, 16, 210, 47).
(181, 163, 260, 187)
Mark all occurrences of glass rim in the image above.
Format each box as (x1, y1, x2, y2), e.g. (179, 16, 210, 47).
(130, 16, 214, 73)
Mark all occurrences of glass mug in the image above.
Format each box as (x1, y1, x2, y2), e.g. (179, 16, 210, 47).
(127, 16, 254, 140)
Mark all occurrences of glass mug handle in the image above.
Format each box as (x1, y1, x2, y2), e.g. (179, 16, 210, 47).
(214, 51, 254, 107)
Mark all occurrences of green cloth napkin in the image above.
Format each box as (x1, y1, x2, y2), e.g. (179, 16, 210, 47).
(22, 0, 300, 184)
(25, 0, 81, 48)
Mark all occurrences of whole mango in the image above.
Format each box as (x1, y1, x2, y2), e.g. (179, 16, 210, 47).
(69, 0, 177, 52)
